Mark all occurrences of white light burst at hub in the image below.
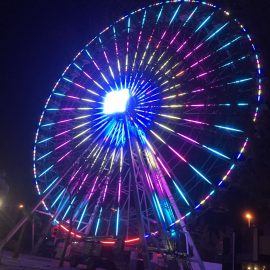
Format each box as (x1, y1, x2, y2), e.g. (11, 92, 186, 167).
(103, 89, 130, 115)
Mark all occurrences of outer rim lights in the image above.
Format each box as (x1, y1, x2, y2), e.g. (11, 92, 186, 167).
(103, 89, 130, 115)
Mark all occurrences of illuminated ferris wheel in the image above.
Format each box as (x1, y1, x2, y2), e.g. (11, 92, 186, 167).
(33, 0, 262, 246)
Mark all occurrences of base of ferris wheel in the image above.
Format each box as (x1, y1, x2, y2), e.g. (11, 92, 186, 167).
(0, 183, 207, 268)
(0, 208, 206, 270)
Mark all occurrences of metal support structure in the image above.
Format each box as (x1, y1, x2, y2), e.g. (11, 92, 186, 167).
(12, 222, 27, 259)
(132, 168, 151, 270)
(126, 118, 151, 270)
(154, 150, 206, 270)
(58, 211, 74, 267)
(32, 217, 52, 255)
(32, 218, 35, 252)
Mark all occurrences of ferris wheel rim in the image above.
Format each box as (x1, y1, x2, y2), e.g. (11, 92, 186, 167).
(33, 0, 262, 238)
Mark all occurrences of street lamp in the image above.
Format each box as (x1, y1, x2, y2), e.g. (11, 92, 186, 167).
(244, 212, 253, 228)
(18, 204, 24, 209)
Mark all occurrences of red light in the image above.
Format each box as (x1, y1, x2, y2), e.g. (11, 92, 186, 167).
(124, 237, 140, 243)
(59, 224, 82, 238)
(101, 240, 116, 245)
(60, 225, 69, 232)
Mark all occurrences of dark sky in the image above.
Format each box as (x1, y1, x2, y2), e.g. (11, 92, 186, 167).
(1, 0, 270, 226)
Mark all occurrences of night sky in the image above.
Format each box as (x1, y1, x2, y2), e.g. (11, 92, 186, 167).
(1, 0, 270, 227)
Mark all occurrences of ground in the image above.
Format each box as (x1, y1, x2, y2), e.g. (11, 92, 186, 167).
(0, 251, 85, 270)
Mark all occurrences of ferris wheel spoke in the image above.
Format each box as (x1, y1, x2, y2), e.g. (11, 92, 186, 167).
(156, 35, 244, 93)
(175, 41, 243, 81)
(183, 21, 230, 62)
(98, 36, 119, 89)
(77, 176, 100, 230)
(145, 11, 205, 81)
(41, 119, 116, 176)
(160, 102, 250, 109)
(94, 176, 111, 236)
(112, 26, 123, 88)
(72, 179, 94, 223)
(62, 77, 100, 96)
(40, 165, 83, 206)
(51, 188, 66, 208)
(40, 123, 90, 143)
(75, 172, 109, 229)
(132, 81, 158, 102)
(85, 131, 122, 172)
(73, 62, 105, 91)
(135, 107, 246, 139)
(53, 92, 96, 104)
(177, 10, 215, 54)
(150, 6, 199, 72)
(192, 53, 255, 84)
(150, 130, 212, 185)
(127, 10, 147, 90)
(141, 4, 182, 73)
(153, 121, 231, 160)
(62, 196, 77, 220)
(84, 49, 113, 90)
(36, 127, 91, 162)
(46, 107, 96, 111)
(129, 6, 164, 94)
(140, 135, 193, 208)
(40, 114, 91, 129)
(123, 17, 131, 87)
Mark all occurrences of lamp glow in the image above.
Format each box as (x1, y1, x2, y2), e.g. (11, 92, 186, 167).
(103, 89, 130, 115)
(244, 211, 253, 228)
(18, 203, 24, 209)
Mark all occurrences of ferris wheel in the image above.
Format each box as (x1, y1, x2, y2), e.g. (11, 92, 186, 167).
(33, 0, 262, 243)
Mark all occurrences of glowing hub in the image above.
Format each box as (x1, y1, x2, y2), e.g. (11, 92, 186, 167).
(103, 89, 130, 115)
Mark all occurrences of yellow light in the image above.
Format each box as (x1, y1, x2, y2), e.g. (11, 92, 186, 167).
(176, 70, 184, 77)
(18, 204, 24, 209)
(244, 211, 254, 228)
(245, 212, 252, 220)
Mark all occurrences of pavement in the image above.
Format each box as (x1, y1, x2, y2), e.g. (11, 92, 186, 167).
(0, 251, 86, 270)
